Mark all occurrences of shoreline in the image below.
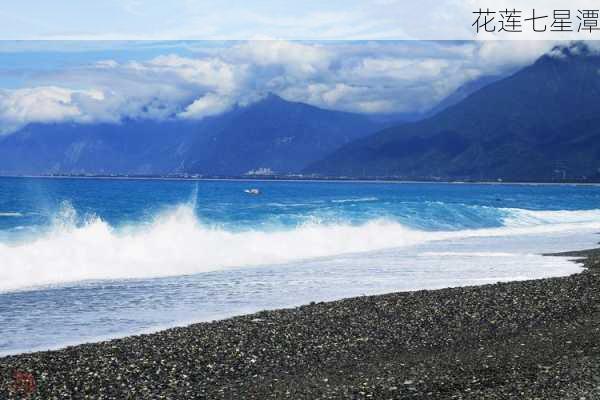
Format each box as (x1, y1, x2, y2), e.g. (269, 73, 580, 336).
(1, 250, 599, 398)
(2, 174, 600, 187)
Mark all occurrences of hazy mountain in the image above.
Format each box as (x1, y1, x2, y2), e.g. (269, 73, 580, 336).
(0, 118, 220, 176)
(0, 95, 383, 176)
(362, 76, 505, 125)
(307, 44, 600, 181)
(185, 94, 384, 175)
(425, 74, 503, 117)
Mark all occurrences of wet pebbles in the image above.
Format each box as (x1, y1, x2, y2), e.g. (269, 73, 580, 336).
(1, 250, 599, 399)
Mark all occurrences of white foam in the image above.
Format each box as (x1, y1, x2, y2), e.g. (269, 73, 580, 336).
(0, 212, 23, 217)
(331, 197, 378, 203)
(419, 251, 533, 257)
(502, 208, 600, 226)
(0, 204, 599, 292)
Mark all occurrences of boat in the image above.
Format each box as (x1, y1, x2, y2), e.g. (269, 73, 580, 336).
(244, 188, 261, 195)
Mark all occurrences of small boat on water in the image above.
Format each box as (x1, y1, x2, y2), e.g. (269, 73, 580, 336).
(244, 188, 261, 195)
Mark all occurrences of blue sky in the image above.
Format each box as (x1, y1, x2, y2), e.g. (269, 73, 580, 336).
(0, 41, 197, 87)
(1, 1, 599, 40)
(0, 1, 414, 39)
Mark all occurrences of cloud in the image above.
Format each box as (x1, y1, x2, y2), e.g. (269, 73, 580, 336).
(475, 41, 561, 71)
(0, 87, 104, 133)
(231, 41, 332, 75)
(0, 40, 572, 133)
(145, 54, 247, 93)
(179, 92, 233, 119)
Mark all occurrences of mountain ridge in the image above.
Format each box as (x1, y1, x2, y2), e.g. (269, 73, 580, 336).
(306, 44, 600, 181)
(0, 94, 385, 176)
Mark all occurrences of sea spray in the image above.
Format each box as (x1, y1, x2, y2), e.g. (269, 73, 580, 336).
(1, 204, 600, 292)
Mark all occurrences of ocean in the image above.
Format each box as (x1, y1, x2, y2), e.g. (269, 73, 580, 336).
(1, 177, 600, 356)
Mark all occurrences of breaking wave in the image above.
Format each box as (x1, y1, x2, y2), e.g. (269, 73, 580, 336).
(1, 203, 599, 292)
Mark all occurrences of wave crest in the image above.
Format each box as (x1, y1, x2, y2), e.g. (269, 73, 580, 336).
(1, 205, 599, 292)
(0, 203, 427, 291)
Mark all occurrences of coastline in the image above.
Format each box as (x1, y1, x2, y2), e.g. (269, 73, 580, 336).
(1, 250, 599, 398)
(2, 174, 600, 187)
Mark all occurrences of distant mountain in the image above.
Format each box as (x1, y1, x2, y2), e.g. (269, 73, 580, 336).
(185, 94, 384, 175)
(424, 74, 503, 117)
(307, 44, 600, 181)
(363, 75, 504, 125)
(0, 95, 384, 176)
(0, 119, 217, 176)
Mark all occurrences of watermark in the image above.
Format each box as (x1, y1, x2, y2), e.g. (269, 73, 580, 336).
(8, 371, 37, 398)
(473, 8, 599, 34)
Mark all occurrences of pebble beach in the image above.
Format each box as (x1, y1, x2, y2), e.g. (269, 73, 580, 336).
(1, 249, 599, 399)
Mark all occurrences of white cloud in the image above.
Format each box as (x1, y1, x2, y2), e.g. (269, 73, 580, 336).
(345, 57, 450, 82)
(179, 92, 233, 119)
(475, 41, 562, 72)
(321, 83, 357, 106)
(231, 41, 332, 76)
(0, 87, 103, 133)
(95, 60, 119, 69)
(0, 40, 575, 133)
(146, 54, 247, 93)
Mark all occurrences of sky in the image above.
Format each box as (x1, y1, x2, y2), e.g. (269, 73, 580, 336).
(1, 1, 595, 133)
(0, 1, 467, 40)
(0, 40, 572, 134)
(2, 0, 600, 40)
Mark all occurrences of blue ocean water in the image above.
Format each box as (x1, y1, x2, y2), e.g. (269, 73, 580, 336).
(1, 177, 600, 355)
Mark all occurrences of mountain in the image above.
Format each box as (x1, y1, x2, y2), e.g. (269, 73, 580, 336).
(307, 44, 600, 181)
(361, 75, 504, 126)
(185, 94, 384, 175)
(424, 74, 503, 117)
(0, 95, 384, 176)
(0, 119, 218, 176)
